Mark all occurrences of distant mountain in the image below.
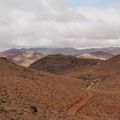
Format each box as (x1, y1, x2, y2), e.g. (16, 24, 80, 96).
(7, 47, 120, 55)
(78, 47, 120, 55)
(99, 47, 120, 55)
(90, 51, 114, 59)
(8, 47, 81, 55)
(85, 51, 113, 59)
(8, 47, 101, 55)
(0, 50, 46, 67)
(76, 53, 107, 60)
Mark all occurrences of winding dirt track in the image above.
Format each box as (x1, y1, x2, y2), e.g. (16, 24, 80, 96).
(65, 90, 94, 115)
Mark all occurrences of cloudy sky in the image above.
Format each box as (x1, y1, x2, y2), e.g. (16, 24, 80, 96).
(0, 0, 120, 50)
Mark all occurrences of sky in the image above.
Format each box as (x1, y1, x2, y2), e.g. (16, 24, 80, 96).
(68, 0, 120, 8)
(0, 0, 120, 50)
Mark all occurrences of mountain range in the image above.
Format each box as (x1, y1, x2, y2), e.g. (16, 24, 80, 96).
(0, 47, 117, 67)
(8, 47, 120, 55)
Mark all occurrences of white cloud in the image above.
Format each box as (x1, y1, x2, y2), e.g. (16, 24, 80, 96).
(0, 0, 120, 50)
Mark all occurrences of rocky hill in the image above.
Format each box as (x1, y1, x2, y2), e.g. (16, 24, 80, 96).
(29, 54, 103, 74)
(0, 51, 46, 67)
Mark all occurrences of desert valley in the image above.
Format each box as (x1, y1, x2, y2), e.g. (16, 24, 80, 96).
(0, 47, 120, 120)
(1, 0, 120, 119)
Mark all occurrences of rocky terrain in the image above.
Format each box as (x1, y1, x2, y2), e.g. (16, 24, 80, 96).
(0, 57, 87, 120)
(0, 53, 120, 120)
(29, 54, 120, 120)
(29, 54, 103, 74)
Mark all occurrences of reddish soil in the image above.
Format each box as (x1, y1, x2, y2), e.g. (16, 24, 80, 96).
(0, 53, 120, 120)
(0, 58, 90, 120)
(29, 54, 120, 119)
(65, 90, 94, 115)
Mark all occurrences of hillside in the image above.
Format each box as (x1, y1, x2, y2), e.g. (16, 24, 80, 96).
(0, 57, 120, 120)
(0, 51, 46, 67)
(72, 54, 120, 92)
(0, 57, 88, 120)
(29, 54, 120, 119)
(63, 54, 120, 77)
(29, 54, 103, 74)
(90, 54, 120, 76)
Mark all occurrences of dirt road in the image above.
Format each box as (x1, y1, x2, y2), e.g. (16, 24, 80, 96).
(65, 90, 94, 115)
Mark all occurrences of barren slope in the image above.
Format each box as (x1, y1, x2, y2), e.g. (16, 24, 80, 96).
(80, 54, 120, 78)
(70, 55, 120, 119)
(0, 54, 120, 120)
(29, 54, 102, 74)
(0, 57, 93, 120)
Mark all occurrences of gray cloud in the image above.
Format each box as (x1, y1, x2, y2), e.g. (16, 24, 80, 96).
(0, 0, 120, 50)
